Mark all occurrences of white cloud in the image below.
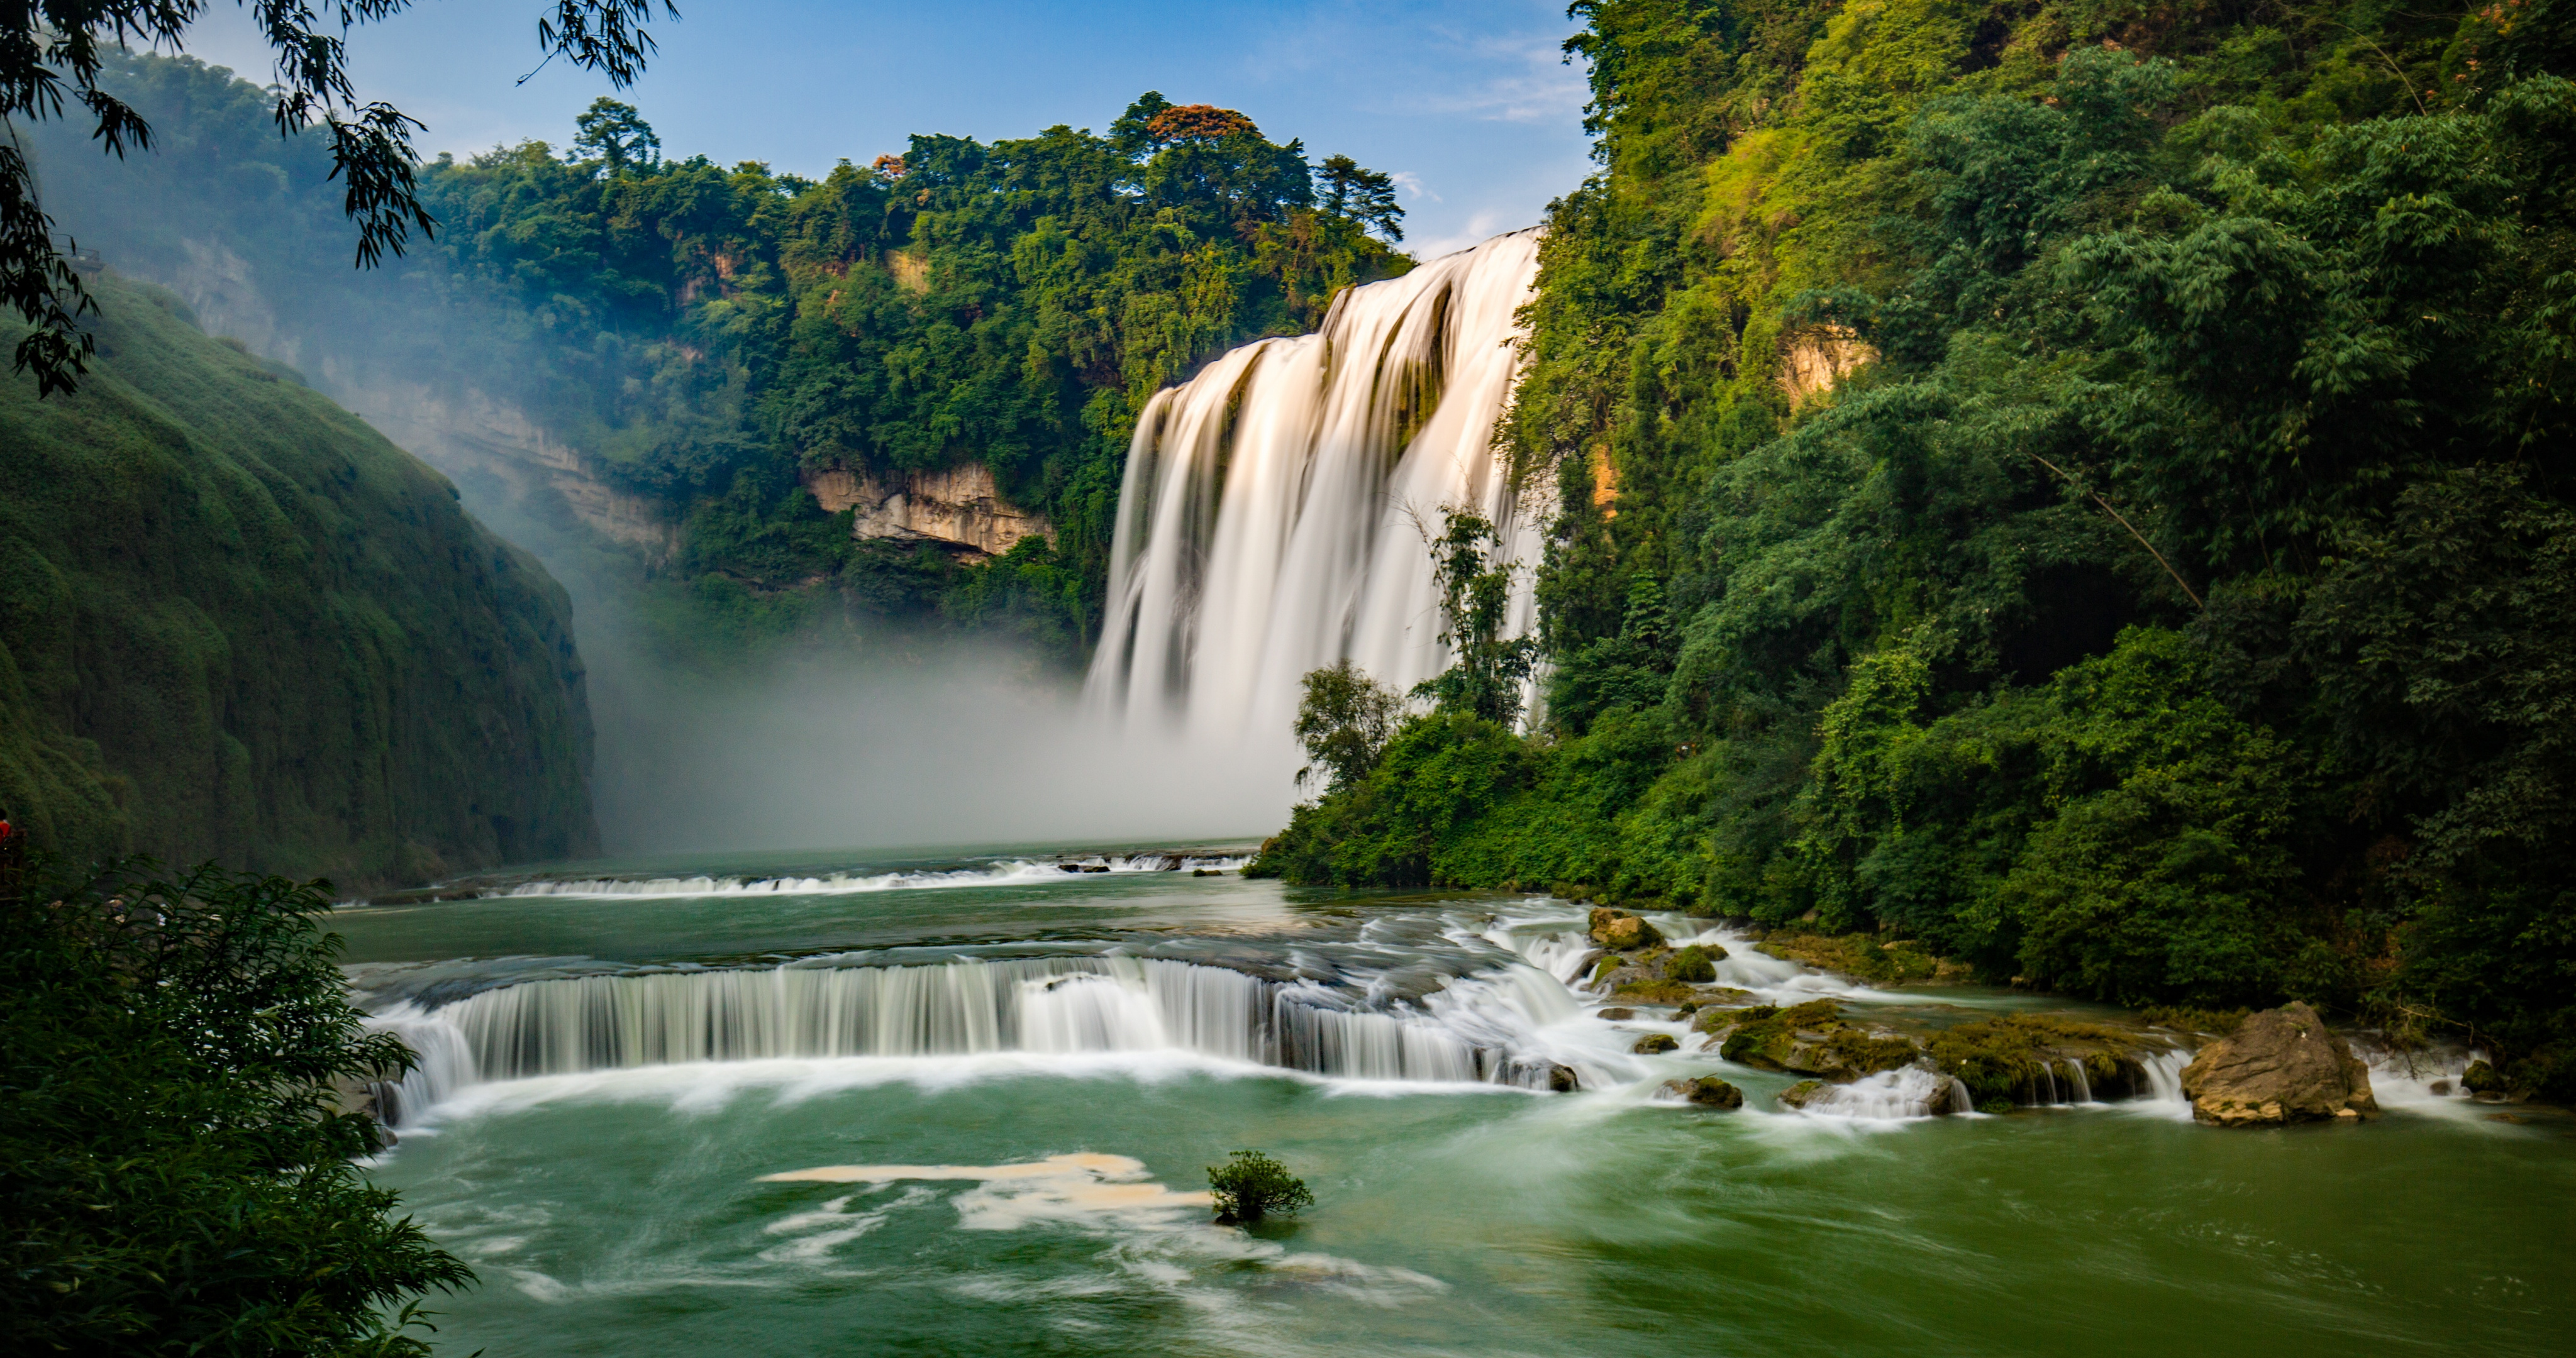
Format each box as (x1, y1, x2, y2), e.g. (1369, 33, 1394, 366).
(1406, 33, 1588, 124)
(1387, 171, 1441, 202)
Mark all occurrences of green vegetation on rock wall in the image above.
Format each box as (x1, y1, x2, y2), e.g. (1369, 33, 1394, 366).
(1256, 0, 2576, 1099)
(0, 273, 597, 887)
(30, 55, 1412, 661)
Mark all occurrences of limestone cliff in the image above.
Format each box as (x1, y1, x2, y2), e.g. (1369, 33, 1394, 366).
(804, 464, 1055, 560)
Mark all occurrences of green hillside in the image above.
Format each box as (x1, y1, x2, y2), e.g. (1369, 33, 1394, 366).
(0, 273, 597, 888)
(1257, 0, 2576, 1097)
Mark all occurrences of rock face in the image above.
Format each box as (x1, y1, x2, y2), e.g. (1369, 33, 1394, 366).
(1779, 326, 1877, 406)
(806, 463, 1054, 560)
(1659, 1076, 1744, 1109)
(2179, 1002, 2380, 1127)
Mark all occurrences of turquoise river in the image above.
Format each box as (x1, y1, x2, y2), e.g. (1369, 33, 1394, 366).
(335, 846, 2575, 1357)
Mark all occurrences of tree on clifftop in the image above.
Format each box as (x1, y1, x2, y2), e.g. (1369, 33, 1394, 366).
(1317, 153, 1404, 241)
(0, 0, 676, 396)
(572, 96, 663, 175)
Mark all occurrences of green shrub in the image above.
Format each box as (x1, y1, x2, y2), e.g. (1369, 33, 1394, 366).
(0, 855, 471, 1353)
(1206, 1150, 1313, 1224)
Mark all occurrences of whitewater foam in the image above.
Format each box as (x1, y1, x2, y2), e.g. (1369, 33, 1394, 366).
(472, 853, 1249, 901)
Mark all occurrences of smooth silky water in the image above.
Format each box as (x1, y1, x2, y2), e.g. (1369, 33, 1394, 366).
(336, 847, 2575, 1357)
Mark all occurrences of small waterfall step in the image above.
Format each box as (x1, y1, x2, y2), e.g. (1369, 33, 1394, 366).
(367, 951, 1586, 1123)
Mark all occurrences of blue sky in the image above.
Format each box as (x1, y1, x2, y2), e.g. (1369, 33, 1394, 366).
(184, 0, 1600, 258)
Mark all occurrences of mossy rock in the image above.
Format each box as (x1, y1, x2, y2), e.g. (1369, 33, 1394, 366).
(1755, 932, 1963, 986)
(2461, 1060, 2508, 1095)
(1633, 1033, 1680, 1054)
(1666, 944, 1721, 983)
(1927, 1013, 2163, 1105)
(1715, 1000, 1919, 1081)
(1658, 1076, 1743, 1109)
(1613, 979, 1699, 1003)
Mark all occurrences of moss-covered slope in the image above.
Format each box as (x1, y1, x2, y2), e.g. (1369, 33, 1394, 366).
(0, 274, 597, 887)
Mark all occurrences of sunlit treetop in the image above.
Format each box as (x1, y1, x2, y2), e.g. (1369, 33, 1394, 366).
(1145, 104, 1261, 145)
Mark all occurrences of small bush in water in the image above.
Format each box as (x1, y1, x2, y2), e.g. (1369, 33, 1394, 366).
(1208, 1150, 1314, 1223)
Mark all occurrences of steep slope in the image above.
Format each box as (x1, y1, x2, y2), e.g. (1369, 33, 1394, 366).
(0, 273, 597, 888)
(1259, 0, 2576, 1097)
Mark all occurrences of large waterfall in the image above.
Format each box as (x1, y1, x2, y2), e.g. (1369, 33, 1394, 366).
(1085, 229, 1545, 737)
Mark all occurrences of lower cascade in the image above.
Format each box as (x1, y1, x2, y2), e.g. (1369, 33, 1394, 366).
(1085, 229, 1545, 737)
(367, 954, 1584, 1123)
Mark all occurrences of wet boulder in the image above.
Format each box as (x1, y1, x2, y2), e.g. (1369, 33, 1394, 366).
(1589, 907, 1665, 952)
(1545, 1063, 1581, 1093)
(1605, 944, 1735, 1003)
(1633, 1033, 1680, 1055)
(328, 1074, 397, 1147)
(1919, 1072, 1969, 1117)
(1658, 1076, 1744, 1109)
(1717, 1000, 1919, 1082)
(1596, 1007, 1637, 1021)
(1776, 1079, 1826, 1110)
(2179, 1002, 2380, 1127)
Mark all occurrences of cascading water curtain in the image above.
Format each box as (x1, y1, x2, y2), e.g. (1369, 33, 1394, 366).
(1086, 229, 1546, 739)
(366, 954, 1582, 1120)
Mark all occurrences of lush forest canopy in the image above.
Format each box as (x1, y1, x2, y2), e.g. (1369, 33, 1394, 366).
(28, 57, 1412, 660)
(1253, 0, 2576, 1100)
(0, 272, 597, 885)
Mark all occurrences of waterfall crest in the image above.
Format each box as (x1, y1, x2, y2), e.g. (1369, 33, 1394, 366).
(1085, 229, 1545, 736)
(369, 953, 1585, 1122)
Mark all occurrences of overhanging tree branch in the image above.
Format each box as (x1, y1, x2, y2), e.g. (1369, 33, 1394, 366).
(0, 0, 677, 395)
(2032, 452, 2205, 610)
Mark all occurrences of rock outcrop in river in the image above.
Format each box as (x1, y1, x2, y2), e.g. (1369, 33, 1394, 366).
(2180, 1002, 2380, 1127)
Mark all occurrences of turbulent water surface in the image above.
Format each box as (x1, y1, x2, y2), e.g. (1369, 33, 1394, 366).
(341, 847, 2573, 1357)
